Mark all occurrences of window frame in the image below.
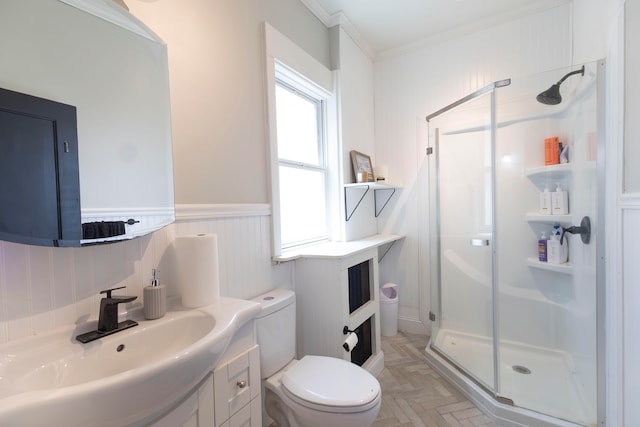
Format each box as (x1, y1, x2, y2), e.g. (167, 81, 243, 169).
(264, 23, 337, 258)
(275, 78, 326, 172)
(273, 64, 330, 250)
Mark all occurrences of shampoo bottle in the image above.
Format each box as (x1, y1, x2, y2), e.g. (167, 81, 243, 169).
(539, 185, 552, 215)
(538, 232, 548, 262)
(144, 269, 166, 320)
(551, 182, 569, 215)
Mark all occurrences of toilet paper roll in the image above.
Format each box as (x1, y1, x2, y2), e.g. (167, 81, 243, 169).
(342, 332, 358, 353)
(175, 233, 220, 308)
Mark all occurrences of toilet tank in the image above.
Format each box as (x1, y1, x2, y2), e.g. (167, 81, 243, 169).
(252, 288, 296, 379)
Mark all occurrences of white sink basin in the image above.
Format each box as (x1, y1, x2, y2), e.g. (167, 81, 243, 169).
(0, 297, 261, 427)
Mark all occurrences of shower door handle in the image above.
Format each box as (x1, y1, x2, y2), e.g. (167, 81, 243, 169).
(470, 238, 490, 247)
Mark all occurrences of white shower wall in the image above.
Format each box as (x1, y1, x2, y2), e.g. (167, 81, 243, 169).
(374, 3, 575, 334)
(423, 59, 600, 423)
(498, 66, 599, 414)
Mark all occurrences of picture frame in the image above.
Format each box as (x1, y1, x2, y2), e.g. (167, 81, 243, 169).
(350, 150, 375, 182)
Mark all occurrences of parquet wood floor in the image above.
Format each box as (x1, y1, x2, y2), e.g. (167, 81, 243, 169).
(373, 332, 504, 427)
(268, 331, 504, 427)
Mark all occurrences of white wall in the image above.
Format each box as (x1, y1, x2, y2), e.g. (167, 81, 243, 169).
(374, 3, 575, 333)
(333, 26, 380, 241)
(0, 0, 174, 223)
(611, 0, 640, 425)
(373, 0, 627, 424)
(0, 0, 323, 344)
(0, 207, 288, 344)
(2, 1, 634, 423)
(127, 0, 330, 205)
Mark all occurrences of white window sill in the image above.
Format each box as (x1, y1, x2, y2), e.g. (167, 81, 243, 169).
(273, 233, 405, 262)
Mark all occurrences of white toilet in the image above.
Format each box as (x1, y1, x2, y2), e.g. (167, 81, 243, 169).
(252, 288, 381, 427)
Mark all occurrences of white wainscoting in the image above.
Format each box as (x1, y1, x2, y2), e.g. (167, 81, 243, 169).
(174, 204, 285, 300)
(0, 204, 288, 344)
(622, 206, 640, 427)
(0, 225, 176, 344)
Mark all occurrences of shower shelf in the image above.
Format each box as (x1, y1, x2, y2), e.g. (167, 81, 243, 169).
(526, 213, 573, 226)
(525, 163, 572, 179)
(527, 257, 573, 274)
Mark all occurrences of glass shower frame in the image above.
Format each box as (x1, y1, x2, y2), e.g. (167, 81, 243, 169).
(425, 62, 605, 426)
(427, 81, 507, 395)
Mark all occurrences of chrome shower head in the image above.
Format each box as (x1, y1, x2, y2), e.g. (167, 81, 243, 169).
(536, 65, 585, 105)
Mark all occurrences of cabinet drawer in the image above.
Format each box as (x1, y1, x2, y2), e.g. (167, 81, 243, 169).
(220, 396, 262, 427)
(214, 345, 260, 427)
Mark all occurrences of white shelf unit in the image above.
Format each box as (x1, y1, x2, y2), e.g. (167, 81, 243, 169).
(274, 234, 404, 263)
(293, 246, 384, 376)
(525, 163, 573, 272)
(526, 213, 574, 226)
(344, 183, 398, 221)
(524, 163, 573, 179)
(527, 257, 573, 275)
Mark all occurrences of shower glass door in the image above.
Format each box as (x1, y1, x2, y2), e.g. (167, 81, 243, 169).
(426, 63, 602, 426)
(428, 87, 497, 392)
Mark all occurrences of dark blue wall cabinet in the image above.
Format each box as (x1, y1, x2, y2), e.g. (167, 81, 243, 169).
(0, 87, 81, 246)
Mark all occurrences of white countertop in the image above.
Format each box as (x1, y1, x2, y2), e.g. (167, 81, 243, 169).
(274, 234, 405, 262)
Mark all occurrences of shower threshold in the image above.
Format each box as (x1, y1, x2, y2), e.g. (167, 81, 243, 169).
(427, 328, 595, 427)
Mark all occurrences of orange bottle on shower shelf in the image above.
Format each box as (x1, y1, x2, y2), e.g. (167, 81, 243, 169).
(544, 136, 560, 166)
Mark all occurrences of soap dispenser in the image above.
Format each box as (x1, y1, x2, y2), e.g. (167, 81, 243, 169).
(537, 232, 548, 262)
(144, 269, 166, 320)
(551, 182, 569, 215)
(539, 184, 552, 215)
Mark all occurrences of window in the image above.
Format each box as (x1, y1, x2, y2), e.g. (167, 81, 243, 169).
(264, 23, 336, 257)
(274, 72, 328, 249)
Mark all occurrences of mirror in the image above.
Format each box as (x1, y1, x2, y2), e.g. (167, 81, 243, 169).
(0, 0, 174, 246)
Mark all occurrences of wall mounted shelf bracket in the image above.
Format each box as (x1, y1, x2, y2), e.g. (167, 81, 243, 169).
(375, 188, 396, 217)
(344, 184, 397, 221)
(344, 185, 370, 221)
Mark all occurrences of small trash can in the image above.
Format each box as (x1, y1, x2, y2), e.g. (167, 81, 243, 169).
(380, 283, 398, 336)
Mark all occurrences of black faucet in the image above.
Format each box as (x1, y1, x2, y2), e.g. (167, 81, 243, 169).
(76, 286, 139, 343)
(98, 287, 137, 332)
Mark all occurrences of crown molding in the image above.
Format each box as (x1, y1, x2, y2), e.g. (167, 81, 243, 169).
(298, 0, 375, 60)
(57, 0, 163, 43)
(329, 12, 376, 60)
(298, 0, 332, 25)
(377, 0, 571, 60)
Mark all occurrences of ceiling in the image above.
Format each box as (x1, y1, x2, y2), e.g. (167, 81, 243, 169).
(303, 0, 561, 54)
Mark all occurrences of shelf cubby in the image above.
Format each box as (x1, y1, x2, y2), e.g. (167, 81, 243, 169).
(527, 257, 573, 275)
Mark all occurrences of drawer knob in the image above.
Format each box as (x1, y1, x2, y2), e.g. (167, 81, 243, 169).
(237, 380, 247, 389)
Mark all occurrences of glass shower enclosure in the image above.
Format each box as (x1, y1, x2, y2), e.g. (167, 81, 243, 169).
(425, 61, 604, 426)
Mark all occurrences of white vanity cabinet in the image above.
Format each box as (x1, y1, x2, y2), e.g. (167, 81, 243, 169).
(214, 345, 261, 427)
(147, 331, 262, 427)
(149, 374, 215, 427)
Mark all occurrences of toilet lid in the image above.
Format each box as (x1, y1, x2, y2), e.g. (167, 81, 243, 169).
(281, 355, 380, 411)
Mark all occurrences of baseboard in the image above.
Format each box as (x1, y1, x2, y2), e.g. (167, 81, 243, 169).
(364, 351, 385, 377)
(398, 316, 429, 335)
